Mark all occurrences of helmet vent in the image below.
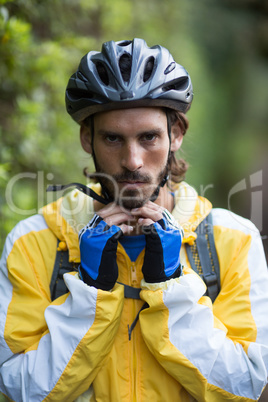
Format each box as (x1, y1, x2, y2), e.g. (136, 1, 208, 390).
(119, 53, 132, 83)
(164, 62, 176, 75)
(143, 57, 155, 82)
(95, 62, 109, 86)
(77, 71, 88, 82)
(163, 77, 189, 92)
(118, 40, 132, 47)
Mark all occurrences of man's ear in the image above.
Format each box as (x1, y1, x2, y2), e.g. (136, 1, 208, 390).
(80, 124, 92, 154)
(170, 119, 184, 152)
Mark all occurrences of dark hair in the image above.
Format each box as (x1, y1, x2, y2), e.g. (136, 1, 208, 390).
(83, 108, 189, 185)
(165, 109, 189, 185)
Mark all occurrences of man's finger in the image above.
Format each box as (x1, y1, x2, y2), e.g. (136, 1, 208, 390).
(104, 212, 136, 227)
(131, 205, 163, 222)
(119, 223, 134, 235)
(98, 204, 131, 219)
(137, 218, 154, 226)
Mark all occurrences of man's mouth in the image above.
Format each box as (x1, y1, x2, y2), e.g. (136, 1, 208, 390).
(116, 173, 151, 188)
(118, 180, 147, 189)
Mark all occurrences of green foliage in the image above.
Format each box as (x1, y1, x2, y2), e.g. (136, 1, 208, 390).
(1, 0, 268, 252)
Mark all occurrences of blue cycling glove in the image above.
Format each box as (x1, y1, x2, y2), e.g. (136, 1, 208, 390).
(142, 210, 183, 283)
(79, 214, 123, 290)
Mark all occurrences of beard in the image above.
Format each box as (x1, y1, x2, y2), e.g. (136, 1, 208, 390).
(91, 158, 169, 210)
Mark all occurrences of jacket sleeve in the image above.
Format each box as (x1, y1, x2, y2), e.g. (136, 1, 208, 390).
(0, 215, 124, 402)
(139, 209, 268, 402)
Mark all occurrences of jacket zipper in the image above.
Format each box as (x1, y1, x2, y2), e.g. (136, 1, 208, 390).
(130, 262, 138, 286)
(130, 261, 138, 401)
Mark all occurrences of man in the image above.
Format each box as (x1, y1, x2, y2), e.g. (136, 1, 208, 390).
(0, 38, 267, 401)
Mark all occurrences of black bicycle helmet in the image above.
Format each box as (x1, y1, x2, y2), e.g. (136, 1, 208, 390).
(66, 38, 193, 124)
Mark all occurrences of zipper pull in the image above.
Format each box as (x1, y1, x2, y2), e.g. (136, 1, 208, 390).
(130, 263, 138, 285)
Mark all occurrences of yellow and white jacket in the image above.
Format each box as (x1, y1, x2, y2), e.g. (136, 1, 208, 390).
(0, 182, 268, 402)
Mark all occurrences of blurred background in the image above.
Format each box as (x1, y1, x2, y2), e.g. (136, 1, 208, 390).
(0, 1, 268, 400)
(0, 0, 268, 257)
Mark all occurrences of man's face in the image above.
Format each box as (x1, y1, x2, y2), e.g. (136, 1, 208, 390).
(81, 107, 180, 209)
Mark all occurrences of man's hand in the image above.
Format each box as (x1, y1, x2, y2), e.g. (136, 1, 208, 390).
(131, 202, 183, 283)
(79, 205, 135, 290)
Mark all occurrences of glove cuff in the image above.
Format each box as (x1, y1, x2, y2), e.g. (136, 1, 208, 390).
(79, 265, 115, 291)
(144, 264, 182, 283)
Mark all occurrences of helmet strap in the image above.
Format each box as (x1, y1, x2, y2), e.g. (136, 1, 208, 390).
(155, 110, 172, 189)
(89, 116, 114, 203)
(90, 116, 96, 162)
(166, 109, 172, 143)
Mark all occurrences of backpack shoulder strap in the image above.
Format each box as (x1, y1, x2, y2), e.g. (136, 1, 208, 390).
(50, 243, 141, 301)
(186, 212, 221, 303)
(50, 240, 79, 301)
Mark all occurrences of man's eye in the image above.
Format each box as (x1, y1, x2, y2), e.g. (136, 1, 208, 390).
(142, 134, 157, 142)
(106, 135, 120, 143)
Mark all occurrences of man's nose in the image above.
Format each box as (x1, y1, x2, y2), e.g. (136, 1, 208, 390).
(121, 143, 143, 171)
